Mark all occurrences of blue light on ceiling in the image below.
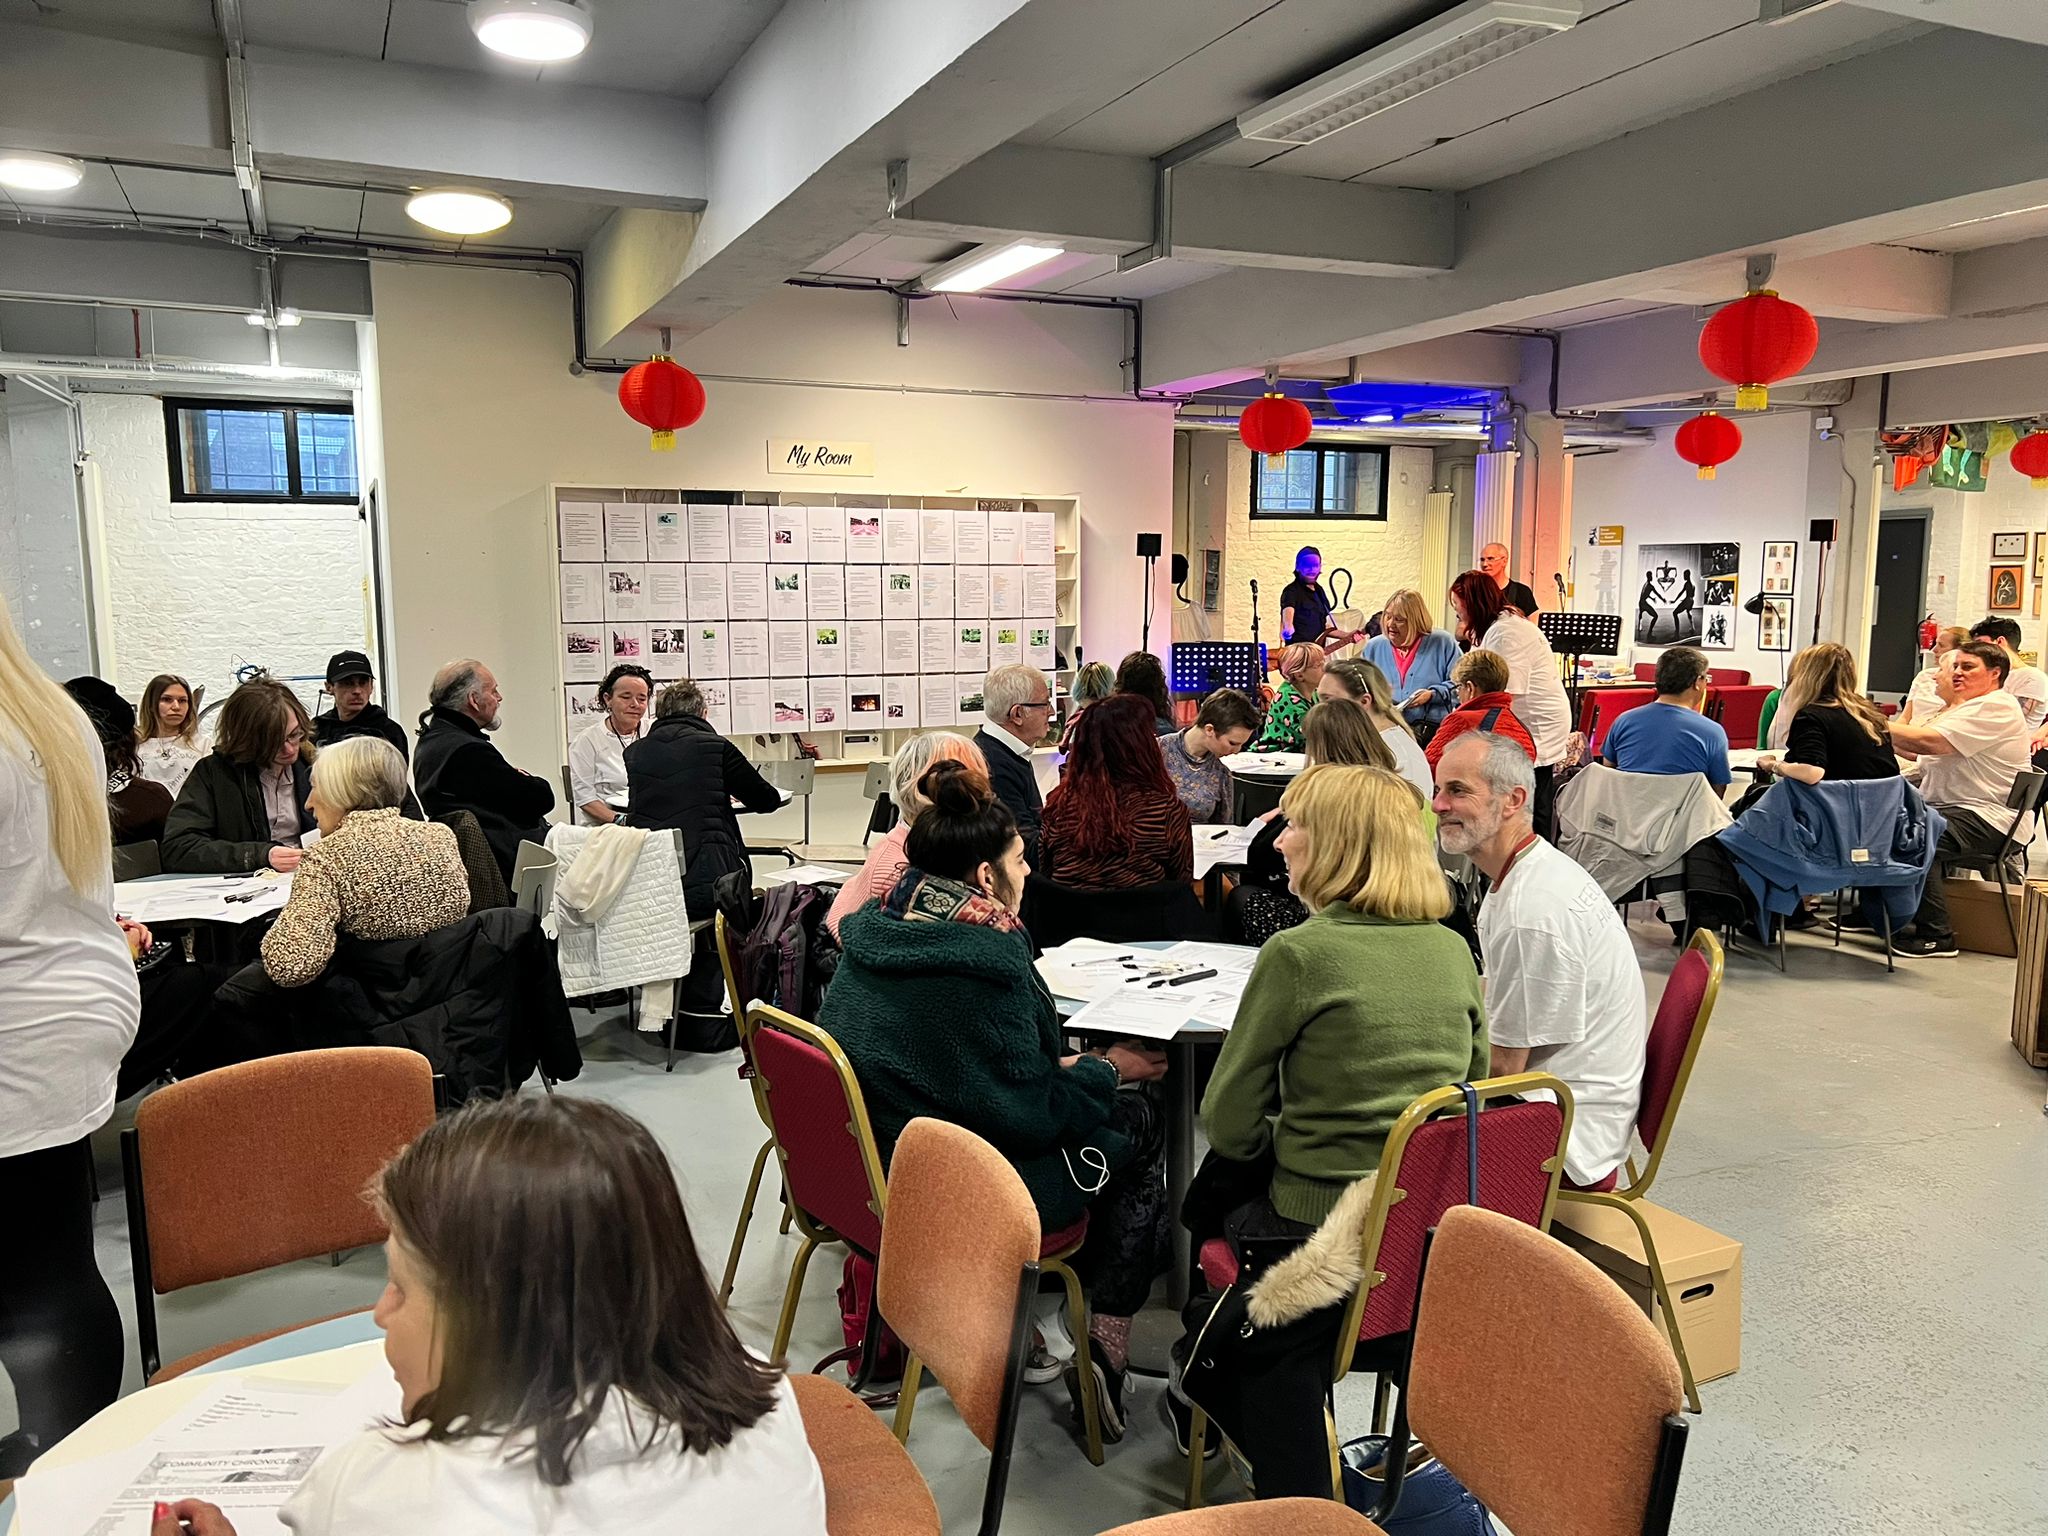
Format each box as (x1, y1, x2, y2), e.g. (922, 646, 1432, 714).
(1323, 381, 1497, 421)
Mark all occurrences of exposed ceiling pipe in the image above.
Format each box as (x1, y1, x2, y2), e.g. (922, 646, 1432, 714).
(214, 0, 269, 238)
(0, 351, 357, 393)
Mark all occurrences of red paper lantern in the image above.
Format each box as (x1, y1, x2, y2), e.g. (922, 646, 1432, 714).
(1697, 290, 1819, 411)
(617, 355, 705, 451)
(2011, 431, 2048, 489)
(1239, 392, 1313, 466)
(1675, 411, 1741, 481)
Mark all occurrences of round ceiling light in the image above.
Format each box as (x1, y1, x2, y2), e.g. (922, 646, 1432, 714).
(0, 150, 86, 192)
(468, 0, 593, 62)
(405, 187, 514, 236)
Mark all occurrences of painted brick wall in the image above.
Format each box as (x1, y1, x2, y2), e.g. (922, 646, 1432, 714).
(84, 393, 369, 716)
(1888, 456, 2047, 656)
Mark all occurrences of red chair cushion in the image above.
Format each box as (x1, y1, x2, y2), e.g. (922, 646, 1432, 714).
(1640, 945, 1711, 1151)
(752, 1025, 885, 1255)
(1706, 684, 1773, 749)
(1041, 1215, 1089, 1258)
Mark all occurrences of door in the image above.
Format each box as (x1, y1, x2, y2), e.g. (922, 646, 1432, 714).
(1868, 514, 1928, 696)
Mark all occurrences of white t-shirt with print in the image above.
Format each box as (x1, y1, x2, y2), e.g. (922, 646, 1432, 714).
(1919, 688, 2033, 835)
(1478, 838, 1647, 1186)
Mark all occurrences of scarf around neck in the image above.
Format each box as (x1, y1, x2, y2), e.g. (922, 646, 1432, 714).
(881, 867, 1028, 941)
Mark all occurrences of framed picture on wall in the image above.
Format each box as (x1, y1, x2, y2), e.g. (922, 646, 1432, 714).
(1990, 564, 2025, 611)
(1992, 531, 2028, 560)
(1761, 541, 1797, 596)
(1757, 597, 1793, 653)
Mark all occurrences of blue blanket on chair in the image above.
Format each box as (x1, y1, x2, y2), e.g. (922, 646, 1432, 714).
(1716, 777, 1945, 939)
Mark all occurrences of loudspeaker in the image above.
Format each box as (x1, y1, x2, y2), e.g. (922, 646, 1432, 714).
(1171, 552, 1189, 585)
(1809, 518, 1837, 544)
(1136, 533, 1163, 557)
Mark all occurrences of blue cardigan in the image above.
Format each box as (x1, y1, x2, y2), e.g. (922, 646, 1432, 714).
(1717, 776, 1944, 937)
(1362, 630, 1462, 731)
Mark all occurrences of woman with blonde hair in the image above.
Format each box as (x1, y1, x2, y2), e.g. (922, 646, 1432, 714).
(0, 592, 139, 1480)
(162, 679, 317, 873)
(1755, 642, 1897, 786)
(1250, 642, 1326, 752)
(137, 672, 205, 794)
(1058, 660, 1115, 752)
(826, 730, 989, 937)
(1320, 658, 1434, 800)
(1361, 587, 1461, 743)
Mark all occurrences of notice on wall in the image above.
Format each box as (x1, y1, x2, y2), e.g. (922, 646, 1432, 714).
(726, 564, 768, 621)
(810, 623, 845, 675)
(699, 679, 733, 736)
(919, 621, 954, 674)
(645, 566, 687, 619)
(989, 567, 1023, 619)
(563, 623, 605, 683)
(952, 674, 988, 728)
(954, 622, 989, 675)
(919, 566, 954, 619)
(727, 621, 769, 677)
(808, 676, 848, 729)
(844, 499, 885, 564)
(1024, 567, 1057, 618)
(649, 624, 689, 666)
(805, 503, 848, 564)
(807, 565, 847, 621)
(559, 502, 605, 563)
(883, 623, 919, 675)
(769, 439, 874, 476)
(846, 620, 883, 674)
(604, 565, 646, 621)
(767, 565, 806, 620)
(687, 505, 731, 564)
(647, 505, 689, 561)
(883, 507, 920, 564)
(954, 507, 990, 566)
(609, 622, 648, 664)
(921, 676, 956, 731)
(884, 675, 919, 727)
(769, 623, 808, 679)
(991, 622, 1023, 669)
(844, 565, 881, 621)
(882, 566, 918, 620)
(1022, 510, 1055, 563)
(688, 622, 730, 678)
(988, 507, 1024, 567)
(847, 677, 884, 724)
(604, 502, 648, 562)
(768, 504, 808, 561)
(731, 676, 773, 735)
(955, 566, 989, 620)
(770, 683, 807, 730)
(919, 510, 955, 564)
(685, 565, 727, 621)
(728, 505, 772, 565)
(1027, 624, 1056, 671)
(560, 565, 603, 623)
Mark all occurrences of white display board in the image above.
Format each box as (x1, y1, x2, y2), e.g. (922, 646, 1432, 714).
(556, 491, 1067, 748)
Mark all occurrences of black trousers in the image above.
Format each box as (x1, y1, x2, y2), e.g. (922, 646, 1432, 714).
(1533, 762, 1557, 842)
(1910, 809, 2013, 939)
(0, 1137, 123, 1477)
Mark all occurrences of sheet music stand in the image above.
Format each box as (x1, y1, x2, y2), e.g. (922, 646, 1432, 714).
(1537, 611, 1623, 724)
(1171, 642, 1267, 696)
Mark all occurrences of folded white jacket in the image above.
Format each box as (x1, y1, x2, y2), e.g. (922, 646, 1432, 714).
(543, 824, 692, 1000)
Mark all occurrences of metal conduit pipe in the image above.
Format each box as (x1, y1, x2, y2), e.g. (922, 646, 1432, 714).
(0, 351, 358, 392)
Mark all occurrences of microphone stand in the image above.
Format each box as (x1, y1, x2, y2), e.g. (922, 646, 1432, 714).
(1249, 578, 1262, 662)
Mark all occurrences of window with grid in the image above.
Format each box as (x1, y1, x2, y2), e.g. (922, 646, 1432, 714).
(166, 399, 359, 503)
(1249, 445, 1388, 520)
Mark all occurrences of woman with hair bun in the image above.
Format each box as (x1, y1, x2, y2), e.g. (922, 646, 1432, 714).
(820, 758, 1169, 1445)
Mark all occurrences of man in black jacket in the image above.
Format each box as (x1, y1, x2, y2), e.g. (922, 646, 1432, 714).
(413, 659, 555, 876)
(312, 650, 409, 761)
(973, 663, 1052, 865)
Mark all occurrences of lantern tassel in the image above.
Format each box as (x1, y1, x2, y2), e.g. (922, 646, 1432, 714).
(1696, 464, 1716, 481)
(1734, 384, 1768, 411)
(650, 430, 676, 452)
(1264, 451, 1285, 469)
(2034, 476, 2048, 491)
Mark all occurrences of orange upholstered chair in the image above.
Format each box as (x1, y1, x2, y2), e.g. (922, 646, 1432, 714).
(121, 1046, 436, 1381)
(1372, 1206, 1688, 1536)
(1099, 1499, 1386, 1534)
(786, 1371, 941, 1536)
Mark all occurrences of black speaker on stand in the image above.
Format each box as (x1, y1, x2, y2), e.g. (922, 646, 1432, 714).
(1136, 533, 1162, 653)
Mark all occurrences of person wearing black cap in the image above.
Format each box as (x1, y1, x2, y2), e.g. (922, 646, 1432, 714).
(314, 650, 409, 762)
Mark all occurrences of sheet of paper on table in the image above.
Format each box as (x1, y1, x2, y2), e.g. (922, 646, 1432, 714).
(112, 873, 293, 925)
(1036, 938, 1168, 1000)
(1191, 823, 1256, 880)
(1225, 752, 1305, 777)
(1060, 943, 1256, 1040)
(762, 863, 857, 888)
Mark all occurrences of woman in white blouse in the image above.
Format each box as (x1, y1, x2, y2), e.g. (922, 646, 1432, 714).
(136, 673, 206, 796)
(568, 664, 652, 825)
(1448, 569, 1573, 836)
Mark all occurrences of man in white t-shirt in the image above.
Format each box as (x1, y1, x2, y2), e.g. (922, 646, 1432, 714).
(1434, 730, 1647, 1187)
(1968, 617, 2048, 748)
(1889, 640, 2034, 958)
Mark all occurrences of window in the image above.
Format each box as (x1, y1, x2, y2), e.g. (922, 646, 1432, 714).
(165, 398, 358, 503)
(1249, 445, 1388, 520)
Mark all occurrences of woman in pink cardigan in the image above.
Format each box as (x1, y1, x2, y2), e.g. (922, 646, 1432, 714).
(826, 732, 990, 937)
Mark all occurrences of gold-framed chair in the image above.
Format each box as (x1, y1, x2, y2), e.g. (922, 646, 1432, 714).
(1185, 1073, 1575, 1507)
(1558, 927, 1725, 1414)
(713, 909, 786, 1305)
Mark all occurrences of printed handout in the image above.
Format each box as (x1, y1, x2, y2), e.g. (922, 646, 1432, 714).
(990, 623, 1023, 669)
(882, 506, 920, 564)
(805, 502, 847, 563)
(645, 505, 689, 561)
(1025, 567, 1057, 617)
(988, 507, 1025, 566)
(731, 676, 773, 734)
(920, 675, 956, 730)
(918, 509, 955, 564)
(919, 566, 954, 618)
(563, 624, 605, 682)
(609, 623, 647, 662)
(883, 622, 919, 674)
(770, 686, 808, 729)
(727, 621, 769, 676)
(954, 566, 989, 618)
(846, 620, 883, 674)
(767, 564, 806, 620)
(768, 622, 809, 677)
(884, 675, 919, 726)
(1022, 510, 1056, 562)
(952, 674, 988, 728)
(810, 623, 846, 674)
(808, 676, 847, 730)
(988, 567, 1023, 618)
(1027, 624, 1056, 670)
(685, 565, 727, 621)
(953, 507, 990, 565)
(807, 565, 847, 620)
(768, 504, 809, 561)
(686, 504, 731, 564)
(844, 565, 882, 620)
(954, 622, 989, 674)
(644, 566, 686, 619)
(558, 502, 604, 563)
(725, 564, 768, 621)
(688, 622, 730, 678)
(647, 623, 689, 662)
(727, 504, 771, 565)
(603, 564, 645, 620)
(920, 621, 955, 673)
(844, 501, 885, 563)
(847, 677, 884, 721)
(559, 565, 603, 622)
(603, 501, 648, 562)
(882, 566, 918, 619)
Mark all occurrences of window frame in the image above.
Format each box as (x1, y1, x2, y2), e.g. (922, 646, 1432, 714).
(163, 396, 360, 505)
(1247, 443, 1390, 521)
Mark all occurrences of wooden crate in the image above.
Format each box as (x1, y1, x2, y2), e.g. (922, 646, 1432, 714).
(2011, 879, 2048, 1068)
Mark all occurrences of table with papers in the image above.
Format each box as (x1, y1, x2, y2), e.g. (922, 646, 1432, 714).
(1222, 750, 1305, 780)
(1191, 822, 1257, 884)
(112, 871, 293, 926)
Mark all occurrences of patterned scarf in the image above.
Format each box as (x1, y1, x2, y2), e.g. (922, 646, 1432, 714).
(881, 868, 1028, 941)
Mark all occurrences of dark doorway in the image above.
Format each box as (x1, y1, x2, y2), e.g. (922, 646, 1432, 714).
(1869, 515, 1928, 696)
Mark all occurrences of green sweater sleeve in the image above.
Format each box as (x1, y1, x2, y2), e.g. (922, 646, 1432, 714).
(1200, 940, 1301, 1161)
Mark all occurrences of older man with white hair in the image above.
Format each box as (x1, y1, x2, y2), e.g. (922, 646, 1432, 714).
(1434, 730, 1645, 1190)
(974, 663, 1053, 864)
(413, 658, 555, 877)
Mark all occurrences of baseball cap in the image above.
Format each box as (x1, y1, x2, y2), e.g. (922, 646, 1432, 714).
(326, 650, 375, 684)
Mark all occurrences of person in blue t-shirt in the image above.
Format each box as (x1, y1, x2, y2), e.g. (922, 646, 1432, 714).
(1601, 646, 1731, 788)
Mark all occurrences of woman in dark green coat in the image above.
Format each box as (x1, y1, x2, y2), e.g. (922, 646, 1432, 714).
(820, 757, 1166, 1443)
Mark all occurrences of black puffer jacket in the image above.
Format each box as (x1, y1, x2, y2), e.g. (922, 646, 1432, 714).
(625, 712, 781, 910)
(162, 752, 314, 872)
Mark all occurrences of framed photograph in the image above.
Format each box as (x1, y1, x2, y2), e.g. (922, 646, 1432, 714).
(1634, 543, 1703, 646)
(2035, 531, 2047, 580)
(1761, 540, 1797, 596)
(1992, 531, 2028, 560)
(1757, 597, 1793, 653)
(1990, 564, 2025, 611)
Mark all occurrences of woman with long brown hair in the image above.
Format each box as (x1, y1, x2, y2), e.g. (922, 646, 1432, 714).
(1113, 649, 1178, 736)
(137, 672, 205, 795)
(1756, 642, 1897, 786)
(1448, 569, 1571, 835)
(1039, 693, 1194, 889)
(161, 678, 317, 873)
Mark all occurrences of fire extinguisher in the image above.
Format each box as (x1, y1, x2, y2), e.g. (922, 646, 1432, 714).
(1918, 614, 1938, 654)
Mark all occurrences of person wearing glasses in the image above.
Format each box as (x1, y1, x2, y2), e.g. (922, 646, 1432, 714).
(162, 679, 317, 873)
(974, 663, 1053, 864)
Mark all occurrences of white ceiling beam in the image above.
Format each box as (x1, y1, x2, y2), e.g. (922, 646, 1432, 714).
(0, 226, 370, 317)
(0, 24, 228, 170)
(1637, 246, 1954, 324)
(1140, 29, 2048, 391)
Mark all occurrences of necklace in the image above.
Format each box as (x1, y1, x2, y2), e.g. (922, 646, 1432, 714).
(1493, 831, 1541, 889)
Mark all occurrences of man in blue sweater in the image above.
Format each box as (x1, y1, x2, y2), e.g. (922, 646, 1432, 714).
(1601, 646, 1731, 789)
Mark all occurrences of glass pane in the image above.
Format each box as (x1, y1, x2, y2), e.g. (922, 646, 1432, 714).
(296, 411, 359, 496)
(1321, 452, 1357, 513)
(1256, 449, 1318, 513)
(185, 407, 289, 496)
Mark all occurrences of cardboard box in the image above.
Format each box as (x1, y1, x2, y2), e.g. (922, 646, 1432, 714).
(1551, 1198, 1742, 1385)
(1946, 876, 2023, 958)
(2011, 880, 2048, 1067)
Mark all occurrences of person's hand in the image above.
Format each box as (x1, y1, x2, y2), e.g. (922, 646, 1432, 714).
(1755, 754, 1779, 774)
(267, 846, 304, 873)
(1401, 690, 1431, 711)
(1059, 1053, 1081, 1069)
(117, 918, 153, 955)
(1103, 1043, 1168, 1083)
(153, 1500, 238, 1536)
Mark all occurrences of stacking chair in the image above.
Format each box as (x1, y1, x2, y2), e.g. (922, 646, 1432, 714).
(748, 1010, 1108, 1464)
(111, 839, 161, 882)
(714, 909, 782, 1305)
(1369, 1206, 1689, 1536)
(1185, 1074, 1574, 1507)
(1559, 929, 1724, 1413)
(1940, 767, 2048, 952)
(1100, 1501, 1383, 1535)
(122, 1047, 436, 1381)
(756, 757, 872, 865)
(509, 839, 558, 916)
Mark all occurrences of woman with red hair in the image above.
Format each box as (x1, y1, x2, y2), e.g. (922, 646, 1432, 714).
(1447, 569, 1572, 836)
(1040, 694, 1194, 890)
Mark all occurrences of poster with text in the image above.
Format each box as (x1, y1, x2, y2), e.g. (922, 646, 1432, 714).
(847, 677, 884, 724)
(953, 674, 988, 729)
(921, 675, 958, 730)
(918, 509, 955, 564)
(844, 565, 881, 620)
(1026, 624, 1056, 671)
(560, 565, 603, 622)
(919, 621, 954, 674)
(604, 502, 647, 562)
(728, 505, 771, 565)
(884, 675, 919, 727)
(990, 623, 1023, 669)
(609, 623, 648, 663)
(768, 504, 808, 561)
(988, 507, 1025, 566)
(646, 505, 689, 561)
(637, 566, 680, 618)
(882, 566, 918, 619)
(726, 564, 768, 621)
(563, 624, 606, 683)
(565, 686, 602, 741)
(1024, 567, 1057, 617)
(558, 502, 604, 564)
(603, 564, 646, 620)
(1582, 525, 1625, 616)
(1022, 511, 1055, 562)
(687, 504, 731, 564)
(727, 621, 769, 677)
(988, 567, 1023, 618)
(883, 506, 920, 564)
(805, 503, 847, 564)
(768, 622, 809, 677)
(1633, 543, 1703, 647)
(770, 685, 807, 730)
(919, 566, 954, 618)
(731, 676, 773, 735)
(648, 624, 690, 664)
(685, 565, 727, 621)
(767, 565, 806, 620)
(883, 623, 919, 674)
(844, 501, 885, 563)
(700, 686, 733, 737)
(808, 676, 847, 731)
(954, 622, 989, 674)
(954, 507, 990, 565)
(809, 623, 845, 675)
(807, 565, 847, 621)
(846, 620, 883, 674)
(955, 566, 989, 619)
(688, 622, 730, 678)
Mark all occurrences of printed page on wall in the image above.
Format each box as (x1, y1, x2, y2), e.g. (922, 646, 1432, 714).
(689, 622, 730, 678)
(687, 504, 731, 563)
(560, 565, 603, 623)
(883, 566, 917, 619)
(1025, 567, 1057, 617)
(559, 502, 604, 563)
(648, 624, 689, 668)
(844, 565, 881, 620)
(770, 682, 807, 730)
(604, 502, 647, 562)
(989, 567, 1023, 619)
(699, 679, 733, 735)
(768, 504, 808, 561)
(1022, 510, 1055, 562)
(954, 622, 989, 674)
(883, 506, 920, 564)
(807, 565, 847, 620)
(919, 566, 953, 618)
(609, 623, 648, 666)
(727, 621, 769, 676)
(563, 624, 605, 683)
(846, 620, 883, 674)
(727, 564, 768, 620)
(844, 498, 886, 563)
(955, 566, 989, 619)
(646, 505, 689, 561)
(883, 623, 918, 674)
(1027, 623, 1056, 670)
(847, 677, 884, 725)
(919, 620, 954, 674)
(728, 505, 771, 565)
(603, 564, 645, 620)
(685, 565, 727, 620)
(808, 676, 847, 730)
(805, 502, 848, 563)
(809, 623, 845, 674)
(731, 676, 773, 735)
(953, 674, 987, 728)
(954, 507, 990, 565)
(645, 566, 686, 619)
(769, 621, 808, 677)
(988, 507, 1025, 566)
(767, 565, 806, 620)
(991, 622, 1023, 669)
(919, 508, 955, 564)
(884, 675, 919, 726)
(921, 675, 956, 730)
(565, 686, 601, 742)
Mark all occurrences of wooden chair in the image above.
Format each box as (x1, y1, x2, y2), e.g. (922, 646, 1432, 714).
(1186, 1074, 1574, 1507)
(121, 1047, 436, 1381)
(1099, 1500, 1383, 1535)
(1370, 1206, 1688, 1536)
(714, 909, 782, 1305)
(1559, 929, 1724, 1413)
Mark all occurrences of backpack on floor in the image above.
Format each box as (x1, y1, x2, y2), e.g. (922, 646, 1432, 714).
(835, 1252, 905, 1383)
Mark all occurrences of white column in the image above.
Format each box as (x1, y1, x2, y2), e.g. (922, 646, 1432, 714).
(1422, 491, 1453, 610)
(1473, 449, 1517, 563)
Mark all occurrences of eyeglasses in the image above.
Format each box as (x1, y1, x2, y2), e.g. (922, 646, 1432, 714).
(1017, 698, 1054, 712)
(283, 728, 306, 745)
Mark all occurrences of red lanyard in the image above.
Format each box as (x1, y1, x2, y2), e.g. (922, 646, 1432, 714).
(1494, 832, 1541, 890)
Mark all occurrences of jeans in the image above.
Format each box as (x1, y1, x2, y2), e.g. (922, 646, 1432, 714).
(1911, 808, 2014, 939)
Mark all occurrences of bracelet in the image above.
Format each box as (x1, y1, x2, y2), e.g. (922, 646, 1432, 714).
(1094, 1053, 1122, 1087)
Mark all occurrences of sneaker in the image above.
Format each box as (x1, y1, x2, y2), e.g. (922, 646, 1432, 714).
(1160, 1380, 1221, 1459)
(1024, 1334, 1064, 1386)
(1893, 932, 1959, 958)
(1063, 1355, 1127, 1445)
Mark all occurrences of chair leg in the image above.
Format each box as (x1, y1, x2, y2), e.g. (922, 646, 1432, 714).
(1045, 1257, 1103, 1467)
(1372, 1373, 1393, 1434)
(1184, 1407, 1208, 1509)
(1613, 1197, 1703, 1415)
(1832, 888, 1844, 948)
(779, 1199, 793, 1235)
(1324, 1402, 1344, 1502)
(719, 1137, 774, 1306)
(1879, 904, 1896, 975)
(1998, 862, 2018, 953)
(769, 1233, 820, 1367)
(892, 1353, 926, 1444)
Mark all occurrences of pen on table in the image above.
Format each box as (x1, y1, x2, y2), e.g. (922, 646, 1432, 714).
(1160, 968, 1218, 988)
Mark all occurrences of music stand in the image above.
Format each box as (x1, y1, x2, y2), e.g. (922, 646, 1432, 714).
(1172, 642, 1266, 697)
(1537, 610, 1622, 724)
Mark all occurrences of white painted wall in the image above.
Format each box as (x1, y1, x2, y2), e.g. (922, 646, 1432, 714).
(1885, 453, 2048, 656)
(81, 393, 371, 713)
(368, 264, 1175, 785)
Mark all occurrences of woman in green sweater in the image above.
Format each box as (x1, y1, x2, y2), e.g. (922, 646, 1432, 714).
(820, 759, 1167, 1444)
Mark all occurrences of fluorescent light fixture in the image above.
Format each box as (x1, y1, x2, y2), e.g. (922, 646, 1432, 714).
(1363, 413, 1396, 424)
(405, 187, 514, 236)
(244, 309, 303, 329)
(244, 311, 267, 327)
(468, 0, 593, 61)
(275, 309, 302, 327)
(0, 150, 85, 192)
(921, 240, 1066, 294)
(1238, 1, 1580, 146)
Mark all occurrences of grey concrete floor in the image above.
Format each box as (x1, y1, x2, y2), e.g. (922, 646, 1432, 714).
(9, 870, 2048, 1533)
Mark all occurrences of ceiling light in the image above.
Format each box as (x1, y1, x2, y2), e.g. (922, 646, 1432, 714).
(275, 309, 302, 327)
(0, 150, 85, 192)
(1363, 413, 1396, 424)
(468, 0, 593, 62)
(1237, 1, 1581, 146)
(921, 240, 1067, 294)
(244, 311, 267, 327)
(405, 187, 514, 236)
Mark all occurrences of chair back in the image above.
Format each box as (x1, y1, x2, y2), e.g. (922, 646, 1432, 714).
(1630, 929, 1723, 1188)
(1704, 667, 1750, 686)
(1581, 688, 1655, 754)
(1099, 1500, 1386, 1535)
(1403, 1206, 1684, 1536)
(760, 758, 818, 797)
(2006, 767, 2048, 817)
(510, 840, 558, 916)
(434, 808, 511, 909)
(1021, 873, 1213, 947)
(750, 1006, 887, 1256)
(113, 840, 162, 881)
(1334, 1075, 1572, 1367)
(861, 760, 891, 801)
(876, 1118, 1041, 1451)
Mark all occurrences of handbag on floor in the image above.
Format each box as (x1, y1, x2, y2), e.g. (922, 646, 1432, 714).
(1339, 1434, 1495, 1534)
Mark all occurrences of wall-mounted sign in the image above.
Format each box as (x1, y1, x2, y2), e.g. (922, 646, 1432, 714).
(769, 439, 874, 476)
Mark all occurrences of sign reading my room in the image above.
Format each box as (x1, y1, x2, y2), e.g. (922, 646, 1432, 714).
(768, 439, 874, 476)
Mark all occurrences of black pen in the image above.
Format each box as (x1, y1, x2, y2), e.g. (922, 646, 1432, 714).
(1164, 968, 1218, 987)
(1207, 829, 1229, 839)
